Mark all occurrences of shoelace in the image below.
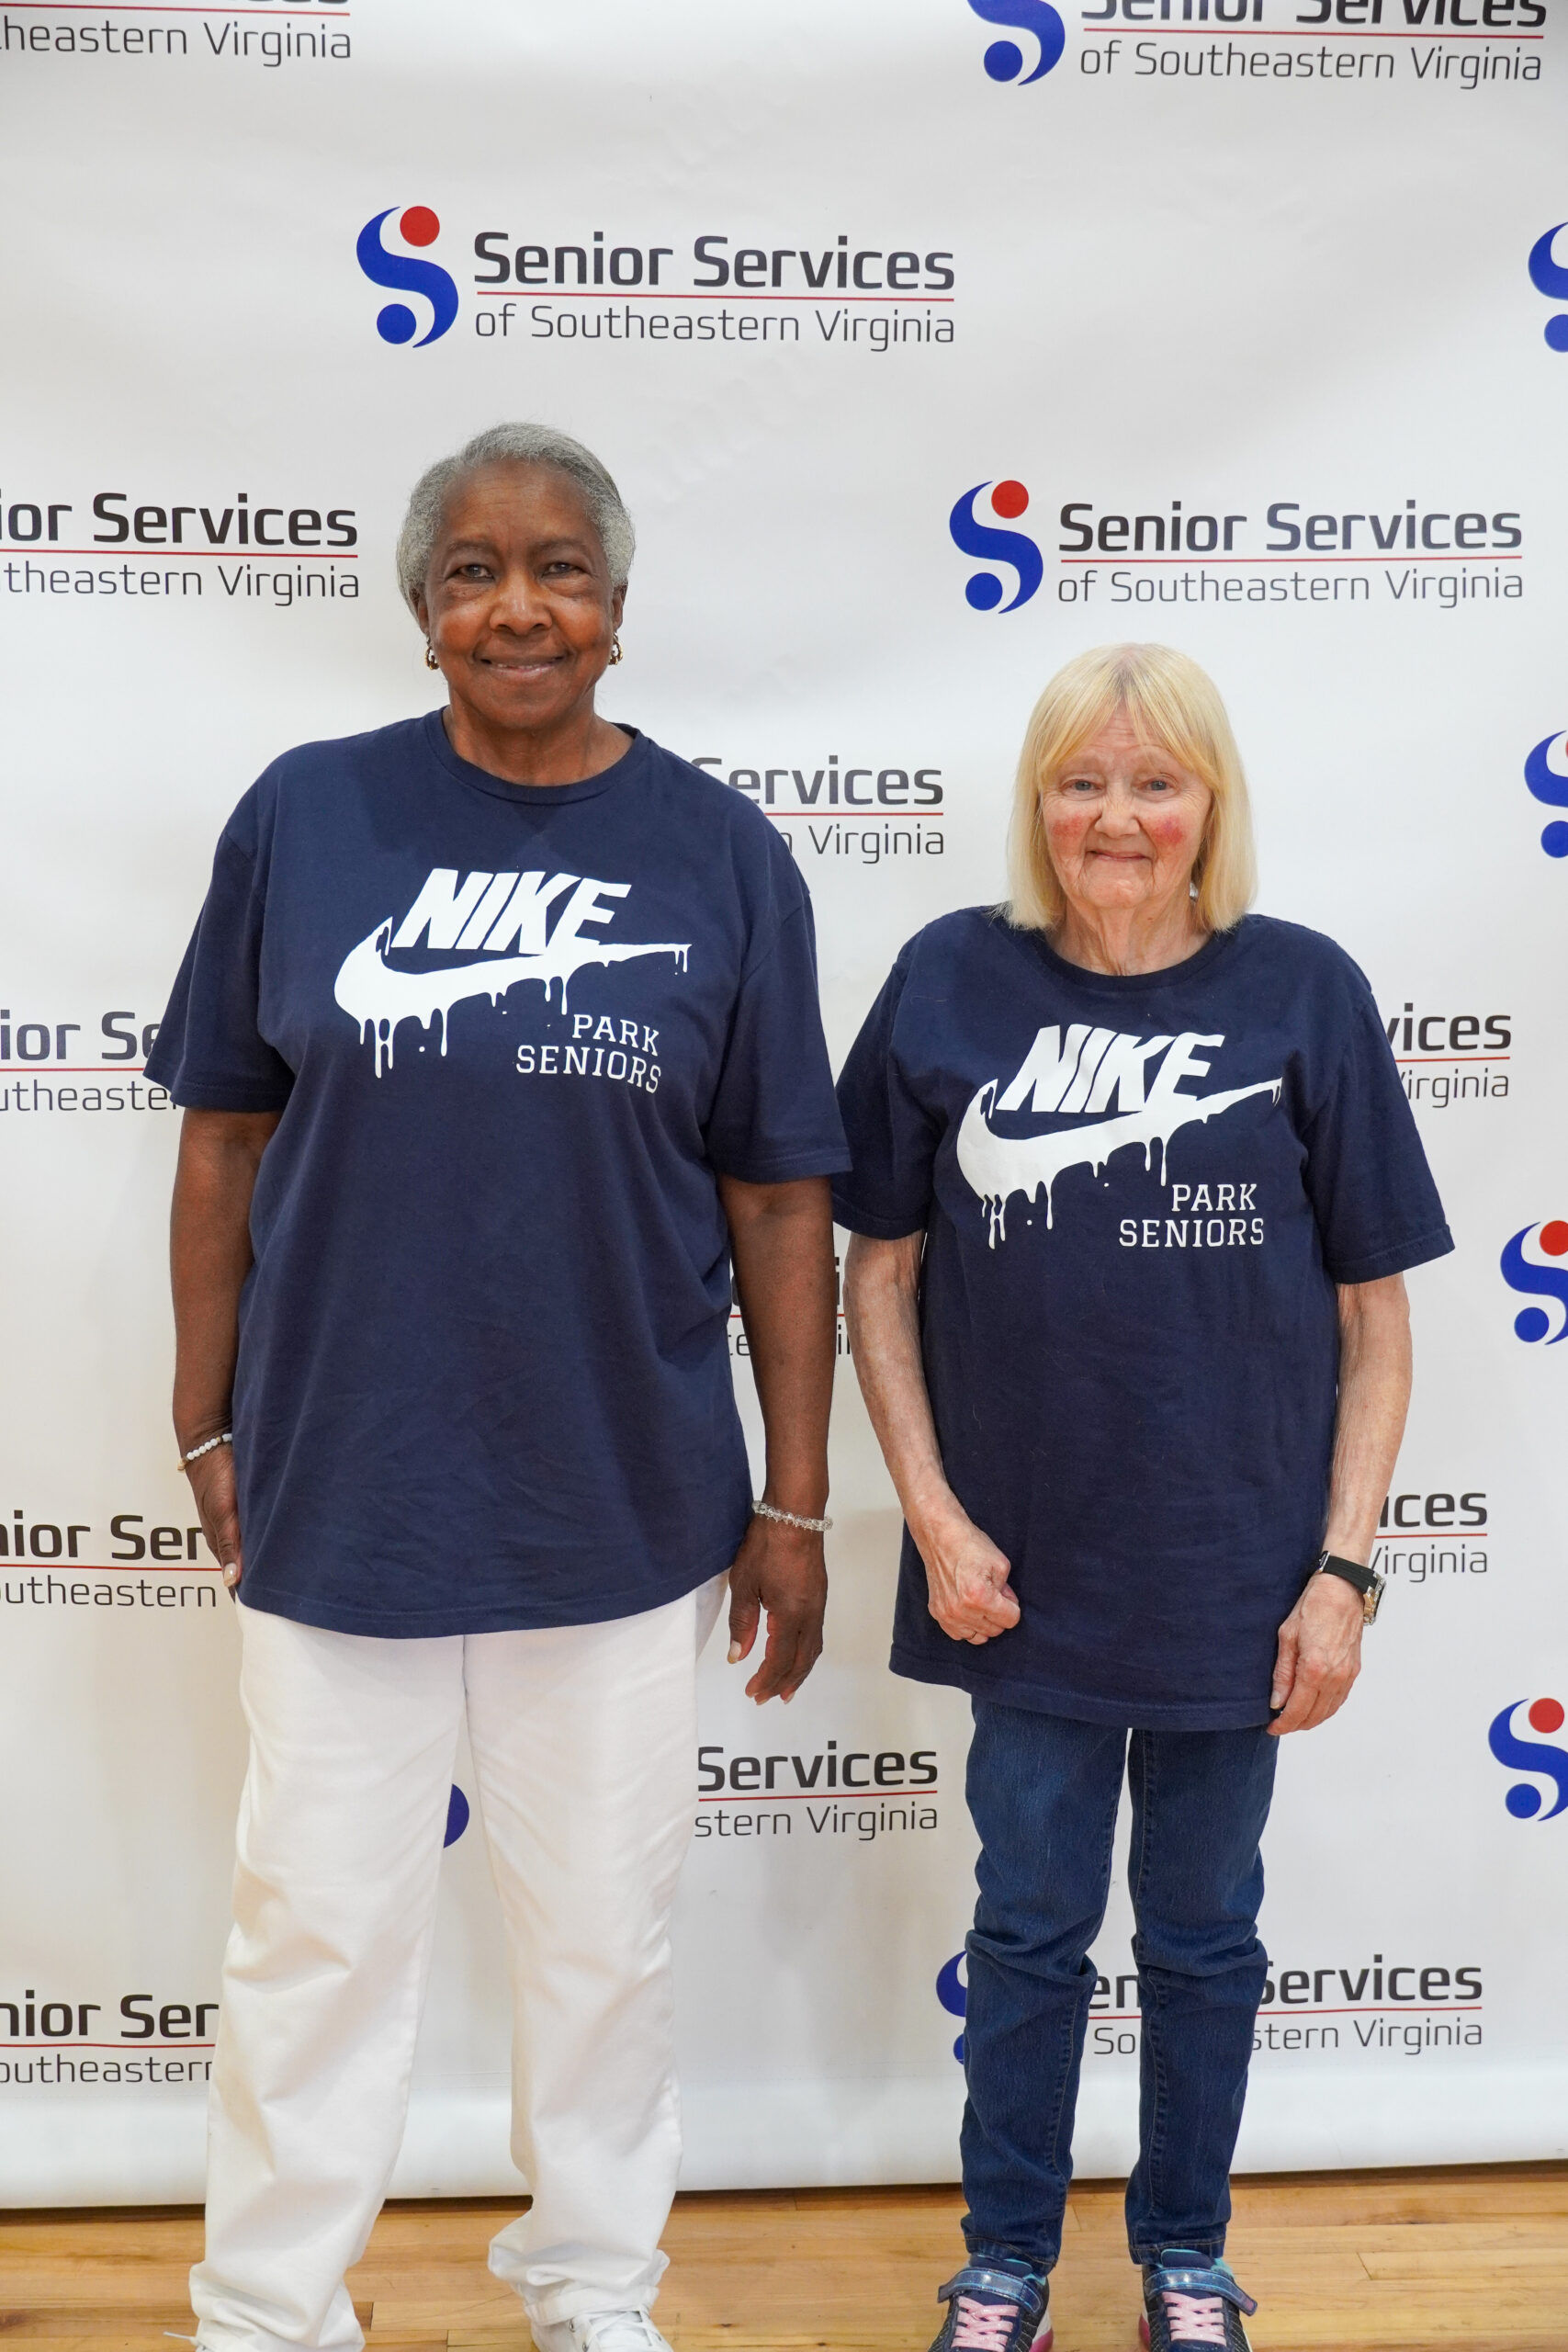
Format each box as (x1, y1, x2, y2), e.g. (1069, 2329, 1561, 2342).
(951, 2294, 1021, 2351)
(571, 2312, 666, 2352)
(1161, 2290, 1229, 2346)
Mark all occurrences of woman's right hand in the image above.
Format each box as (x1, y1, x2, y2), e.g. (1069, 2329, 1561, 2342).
(186, 1444, 243, 1593)
(170, 1108, 278, 1602)
(840, 1233, 1020, 1646)
(914, 1500, 1021, 1645)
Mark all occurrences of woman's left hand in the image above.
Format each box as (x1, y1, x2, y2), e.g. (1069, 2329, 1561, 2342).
(1268, 1571, 1364, 1735)
(726, 1514, 827, 1704)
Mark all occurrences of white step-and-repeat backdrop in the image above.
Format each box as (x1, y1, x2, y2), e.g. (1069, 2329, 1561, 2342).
(2, 0, 1565, 2207)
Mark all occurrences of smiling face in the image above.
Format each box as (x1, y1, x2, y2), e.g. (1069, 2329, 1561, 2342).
(1039, 708, 1213, 927)
(414, 459, 624, 739)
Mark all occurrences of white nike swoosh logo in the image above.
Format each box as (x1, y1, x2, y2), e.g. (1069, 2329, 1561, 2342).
(956, 1074, 1282, 1248)
(333, 921, 691, 1077)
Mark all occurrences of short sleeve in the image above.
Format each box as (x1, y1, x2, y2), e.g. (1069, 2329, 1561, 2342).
(1300, 964, 1453, 1283)
(703, 900, 850, 1183)
(831, 944, 940, 1239)
(144, 803, 296, 1114)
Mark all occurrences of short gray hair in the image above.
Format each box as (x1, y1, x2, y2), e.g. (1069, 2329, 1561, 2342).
(395, 422, 636, 611)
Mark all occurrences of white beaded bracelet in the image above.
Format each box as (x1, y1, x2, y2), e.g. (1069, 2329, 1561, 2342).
(752, 1499, 832, 1534)
(177, 1430, 232, 1475)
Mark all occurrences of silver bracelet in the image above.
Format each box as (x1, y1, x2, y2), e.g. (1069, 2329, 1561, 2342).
(752, 1499, 832, 1534)
(177, 1430, 232, 1475)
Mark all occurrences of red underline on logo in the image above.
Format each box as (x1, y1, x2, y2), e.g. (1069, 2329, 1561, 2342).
(759, 809, 944, 820)
(1, 2041, 215, 2051)
(5, 1564, 222, 1575)
(0, 1066, 147, 1074)
(1376, 1532, 1486, 1540)
(699, 1788, 939, 1802)
(0, 548, 355, 560)
(1081, 21, 1540, 32)
(1264, 2004, 1483, 2015)
(474, 290, 954, 305)
(1395, 1054, 1509, 1064)
(1095, 2005, 1483, 2018)
(1060, 554, 1521, 564)
(6, 4, 348, 13)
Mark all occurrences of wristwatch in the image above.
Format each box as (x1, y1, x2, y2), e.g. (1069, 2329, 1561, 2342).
(1315, 1551, 1383, 1624)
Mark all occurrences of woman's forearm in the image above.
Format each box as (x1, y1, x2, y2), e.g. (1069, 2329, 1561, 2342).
(1322, 1271, 1412, 1563)
(844, 1230, 1019, 1642)
(171, 1108, 280, 1448)
(716, 1173, 836, 1702)
(717, 1172, 837, 1513)
(1268, 1272, 1409, 1735)
(842, 1231, 957, 1540)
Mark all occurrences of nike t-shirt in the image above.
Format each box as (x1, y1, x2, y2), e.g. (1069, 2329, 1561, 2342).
(832, 910, 1452, 1729)
(147, 713, 850, 1637)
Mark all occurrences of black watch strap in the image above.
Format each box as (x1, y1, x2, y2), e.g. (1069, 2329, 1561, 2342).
(1316, 1551, 1383, 1623)
(1317, 1551, 1374, 1594)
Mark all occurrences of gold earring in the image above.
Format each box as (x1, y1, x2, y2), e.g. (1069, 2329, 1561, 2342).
(424, 642, 440, 671)
(608, 633, 624, 666)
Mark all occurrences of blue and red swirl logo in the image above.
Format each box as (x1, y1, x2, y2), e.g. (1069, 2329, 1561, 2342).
(1528, 223, 1568, 352)
(1488, 1697, 1568, 1820)
(1525, 731, 1568, 859)
(356, 205, 458, 347)
(950, 480, 1043, 612)
(936, 1951, 967, 2059)
(966, 0, 1066, 81)
(1500, 1218, 1568, 1344)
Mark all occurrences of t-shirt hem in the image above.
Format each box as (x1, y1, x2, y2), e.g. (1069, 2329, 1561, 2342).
(888, 1645, 1273, 1732)
(236, 1543, 734, 1639)
(830, 1194, 928, 1239)
(154, 1073, 293, 1113)
(711, 1143, 853, 1183)
(1325, 1223, 1455, 1284)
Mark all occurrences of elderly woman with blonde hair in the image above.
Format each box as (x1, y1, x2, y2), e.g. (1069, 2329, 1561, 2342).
(834, 646, 1451, 2352)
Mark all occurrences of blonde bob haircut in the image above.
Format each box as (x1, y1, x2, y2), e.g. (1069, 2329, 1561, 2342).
(1006, 643, 1258, 937)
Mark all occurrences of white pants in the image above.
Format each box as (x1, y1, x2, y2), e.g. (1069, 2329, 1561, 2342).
(192, 1578, 724, 2352)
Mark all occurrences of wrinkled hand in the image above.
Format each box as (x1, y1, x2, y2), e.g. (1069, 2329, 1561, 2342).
(917, 1504, 1021, 1645)
(1269, 1570, 1363, 1734)
(726, 1515, 826, 1703)
(186, 1444, 243, 1595)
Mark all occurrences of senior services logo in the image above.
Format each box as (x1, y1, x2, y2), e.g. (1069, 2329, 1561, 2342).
(1525, 731, 1568, 858)
(356, 206, 458, 347)
(965, 0, 1065, 81)
(1500, 1219, 1568, 1342)
(1528, 224, 1568, 352)
(949, 481, 1043, 612)
(1488, 1697, 1568, 1818)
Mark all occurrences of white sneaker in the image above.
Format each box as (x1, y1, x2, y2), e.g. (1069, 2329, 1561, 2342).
(532, 2312, 672, 2352)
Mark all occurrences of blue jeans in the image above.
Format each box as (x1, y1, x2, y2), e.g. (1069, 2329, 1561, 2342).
(960, 1701, 1278, 2271)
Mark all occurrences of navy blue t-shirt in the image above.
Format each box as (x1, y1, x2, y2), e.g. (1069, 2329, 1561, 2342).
(832, 910, 1452, 1730)
(148, 714, 849, 1637)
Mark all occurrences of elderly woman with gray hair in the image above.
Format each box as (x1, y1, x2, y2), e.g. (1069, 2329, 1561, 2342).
(148, 424, 848, 2352)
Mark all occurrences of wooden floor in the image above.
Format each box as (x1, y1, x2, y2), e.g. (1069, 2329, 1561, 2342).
(2, 2168, 1565, 2352)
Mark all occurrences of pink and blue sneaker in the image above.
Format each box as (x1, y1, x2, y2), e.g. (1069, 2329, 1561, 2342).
(927, 2261, 1053, 2352)
(1138, 2249, 1257, 2351)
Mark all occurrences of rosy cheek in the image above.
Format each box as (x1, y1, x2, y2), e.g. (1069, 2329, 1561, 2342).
(1046, 806, 1093, 847)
